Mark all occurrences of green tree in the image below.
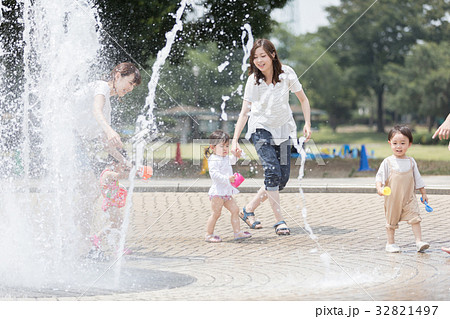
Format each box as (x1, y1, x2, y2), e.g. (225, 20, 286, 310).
(95, 0, 288, 66)
(383, 41, 450, 131)
(114, 42, 246, 128)
(275, 28, 357, 132)
(319, 0, 449, 132)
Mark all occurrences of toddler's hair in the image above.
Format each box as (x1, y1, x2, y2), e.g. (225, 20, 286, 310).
(204, 130, 230, 158)
(388, 125, 413, 143)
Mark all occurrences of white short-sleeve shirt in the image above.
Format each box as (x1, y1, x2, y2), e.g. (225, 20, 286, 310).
(208, 154, 239, 196)
(73, 80, 111, 140)
(375, 155, 426, 189)
(243, 64, 302, 145)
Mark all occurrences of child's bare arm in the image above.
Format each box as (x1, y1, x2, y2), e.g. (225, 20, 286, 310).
(418, 187, 428, 203)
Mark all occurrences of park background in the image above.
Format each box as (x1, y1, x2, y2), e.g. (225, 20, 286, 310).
(1, 0, 449, 177)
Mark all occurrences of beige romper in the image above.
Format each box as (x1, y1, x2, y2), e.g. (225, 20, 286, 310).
(384, 158, 422, 229)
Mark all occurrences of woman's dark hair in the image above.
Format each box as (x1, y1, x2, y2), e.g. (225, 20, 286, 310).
(204, 130, 230, 158)
(249, 38, 283, 85)
(110, 62, 142, 86)
(388, 125, 413, 143)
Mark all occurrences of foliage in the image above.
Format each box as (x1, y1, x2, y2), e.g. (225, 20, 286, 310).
(274, 27, 357, 131)
(94, 0, 288, 66)
(383, 41, 450, 130)
(113, 41, 247, 127)
(318, 0, 450, 132)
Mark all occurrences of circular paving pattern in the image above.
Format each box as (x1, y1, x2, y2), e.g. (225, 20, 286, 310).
(3, 192, 450, 300)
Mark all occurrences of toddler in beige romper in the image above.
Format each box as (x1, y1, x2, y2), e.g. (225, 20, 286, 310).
(376, 125, 429, 253)
(384, 158, 422, 229)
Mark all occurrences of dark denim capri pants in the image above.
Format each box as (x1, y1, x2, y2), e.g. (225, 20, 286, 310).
(251, 129, 291, 191)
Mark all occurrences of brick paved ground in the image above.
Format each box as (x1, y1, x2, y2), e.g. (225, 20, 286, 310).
(67, 191, 450, 301)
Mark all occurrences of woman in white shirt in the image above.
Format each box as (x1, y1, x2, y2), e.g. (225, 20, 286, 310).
(72, 62, 141, 257)
(74, 62, 141, 172)
(231, 39, 312, 235)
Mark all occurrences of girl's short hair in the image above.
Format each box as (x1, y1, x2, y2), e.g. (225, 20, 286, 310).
(388, 125, 413, 143)
(204, 130, 230, 158)
(249, 38, 283, 85)
(110, 62, 142, 85)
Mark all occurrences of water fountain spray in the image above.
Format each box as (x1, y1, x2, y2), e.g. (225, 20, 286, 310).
(216, 23, 254, 123)
(114, 0, 192, 283)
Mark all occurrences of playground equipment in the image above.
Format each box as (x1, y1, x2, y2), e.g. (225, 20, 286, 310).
(358, 144, 373, 171)
(200, 156, 208, 174)
(175, 142, 183, 165)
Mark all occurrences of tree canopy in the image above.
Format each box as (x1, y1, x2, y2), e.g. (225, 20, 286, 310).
(94, 0, 288, 66)
(383, 41, 450, 131)
(318, 0, 449, 132)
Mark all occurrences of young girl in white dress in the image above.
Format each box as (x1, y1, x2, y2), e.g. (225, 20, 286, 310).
(204, 130, 252, 243)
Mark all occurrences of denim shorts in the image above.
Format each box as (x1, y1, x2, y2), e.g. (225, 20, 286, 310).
(251, 129, 291, 191)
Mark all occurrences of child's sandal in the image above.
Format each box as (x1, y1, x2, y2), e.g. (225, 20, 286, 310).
(234, 230, 252, 240)
(205, 234, 222, 243)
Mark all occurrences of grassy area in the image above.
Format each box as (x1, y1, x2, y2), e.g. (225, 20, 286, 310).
(311, 143, 449, 161)
(309, 125, 450, 161)
(136, 141, 449, 163)
(132, 126, 448, 172)
(311, 125, 387, 144)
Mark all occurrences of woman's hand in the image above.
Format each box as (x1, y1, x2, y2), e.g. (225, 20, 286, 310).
(106, 129, 123, 149)
(229, 175, 236, 184)
(231, 141, 242, 158)
(303, 122, 312, 142)
(432, 117, 450, 140)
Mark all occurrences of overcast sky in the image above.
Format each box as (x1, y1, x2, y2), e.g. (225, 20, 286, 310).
(272, 0, 341, 34)
(299, 0, 341, 33)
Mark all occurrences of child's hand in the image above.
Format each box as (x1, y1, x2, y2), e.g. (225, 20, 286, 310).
(229, 175, 236, 183)
(376, 187, 384, 196)
(421, 194, 429, 203)
(101, 171, 119, 186)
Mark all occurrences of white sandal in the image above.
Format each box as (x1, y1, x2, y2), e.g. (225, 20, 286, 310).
(205, 234, 222, 243)
(234, 231, 252, 240)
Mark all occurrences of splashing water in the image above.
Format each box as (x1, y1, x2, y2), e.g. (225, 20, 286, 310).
(114, 0, 191, 283)
(294, 137, 317, 240)
(220, 96, 229, 121)
(0, 0, 101, 290)
(217, 61, 229, 73)
(240, 23, 254, 81)
(214, 23, 253, 123)
(135, 0, 190, 142)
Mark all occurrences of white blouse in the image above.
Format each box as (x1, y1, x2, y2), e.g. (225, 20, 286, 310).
(73, 80, 112, 140)
(208, 154, 239, 196)
(375, 155, 426, 189)
(243, 64, 303, 145)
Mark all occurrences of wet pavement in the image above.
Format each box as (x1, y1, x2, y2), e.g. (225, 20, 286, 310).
(4, 177, 450, 301)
